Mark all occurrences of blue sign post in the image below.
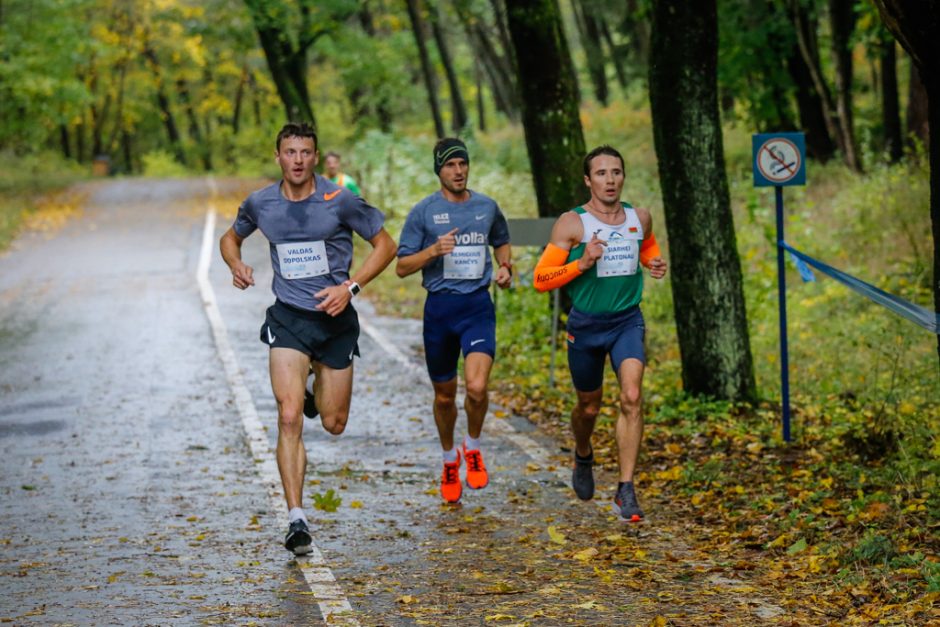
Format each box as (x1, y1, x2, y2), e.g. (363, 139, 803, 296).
(753, 132, 806, 443)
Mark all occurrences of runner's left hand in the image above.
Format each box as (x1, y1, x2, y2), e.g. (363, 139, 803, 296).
(495, 266, 512, 289)
(314, 284, 351, 317)
(648, 257, 667, 279)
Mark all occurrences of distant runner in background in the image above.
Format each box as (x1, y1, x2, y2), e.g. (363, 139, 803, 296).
(324, 151, 362, 196)
(533, 144, 667, 523)
(396, 137, 512, 504)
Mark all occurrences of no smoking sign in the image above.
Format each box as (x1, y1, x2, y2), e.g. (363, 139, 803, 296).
(752, 132, 806, 187)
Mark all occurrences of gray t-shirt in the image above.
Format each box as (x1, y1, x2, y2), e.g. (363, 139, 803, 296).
(233, 176, 385, 311)
(397, 190, 510, 294)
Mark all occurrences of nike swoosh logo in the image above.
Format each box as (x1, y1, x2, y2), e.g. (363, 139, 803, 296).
(470, 339, 485, 346)
(267, 327, 276, 344)
(348, 349, 354, 360)
(475, 214, 486, 220)
(324, 190, 341, 201)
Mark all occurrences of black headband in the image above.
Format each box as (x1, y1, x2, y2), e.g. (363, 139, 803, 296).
(434, 139, 469, 175)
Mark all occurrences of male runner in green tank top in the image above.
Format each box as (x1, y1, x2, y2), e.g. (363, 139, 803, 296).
(324, 151, 362, 196)
(533, 145, 667, 522)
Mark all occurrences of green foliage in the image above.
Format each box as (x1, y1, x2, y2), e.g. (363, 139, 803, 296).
(311, 489, 342, 512)
(141, 150, 191, 177)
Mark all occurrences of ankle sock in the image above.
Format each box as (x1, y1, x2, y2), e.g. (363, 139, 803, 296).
(442, 447, 458, 463)
(464, 434, 480, 451)
(288, 507, 308, 524)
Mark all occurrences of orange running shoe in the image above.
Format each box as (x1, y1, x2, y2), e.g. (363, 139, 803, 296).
(440, 450, 462, 503)
(462, 445, 489, 490)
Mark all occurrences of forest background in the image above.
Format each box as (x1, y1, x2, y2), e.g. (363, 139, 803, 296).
(0, 0, 937, 622)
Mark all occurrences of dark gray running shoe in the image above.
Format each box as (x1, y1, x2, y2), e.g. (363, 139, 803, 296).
(572, 449, 595, 500)
(303, 372, 318, 419)
(614, 481, 644, 522)
(284, 519, 313, 555)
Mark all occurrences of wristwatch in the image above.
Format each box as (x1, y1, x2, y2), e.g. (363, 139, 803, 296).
(344, 280, 361, 296)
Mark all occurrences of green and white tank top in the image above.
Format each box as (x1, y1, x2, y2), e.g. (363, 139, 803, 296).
(565, 203, 644, 314)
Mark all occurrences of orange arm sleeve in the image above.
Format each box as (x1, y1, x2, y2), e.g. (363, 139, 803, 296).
(639, 232, 662, 267)
(533, 243, 583, 292)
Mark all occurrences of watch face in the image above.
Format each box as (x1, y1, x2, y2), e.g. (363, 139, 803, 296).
(349, 283, 361, 295)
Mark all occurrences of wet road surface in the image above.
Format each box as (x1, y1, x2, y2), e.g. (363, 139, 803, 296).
(1, 179, 787, 626)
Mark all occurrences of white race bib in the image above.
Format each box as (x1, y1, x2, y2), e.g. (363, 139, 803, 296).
(596, 239, 640, 277)
(276, 240, 330, 279)
(443, 245, 486, 279)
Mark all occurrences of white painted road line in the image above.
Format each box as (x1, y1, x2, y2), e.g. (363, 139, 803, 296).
(197, 199, 359, 626)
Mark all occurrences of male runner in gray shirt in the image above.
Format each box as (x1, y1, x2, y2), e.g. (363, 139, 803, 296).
(396, 138, 512, 504)
(220, 122, 396, 554)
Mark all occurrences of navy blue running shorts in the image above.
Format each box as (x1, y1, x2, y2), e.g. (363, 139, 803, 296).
(423, 288, 496, 383)
(565, 305, 645, 392)
(260, 299, 360, 369)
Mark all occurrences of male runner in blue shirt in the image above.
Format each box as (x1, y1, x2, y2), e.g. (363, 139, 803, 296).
(396, 138, 512, 504)
(220, 122, 396, 554)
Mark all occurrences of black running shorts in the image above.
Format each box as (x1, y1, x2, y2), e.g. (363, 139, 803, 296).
(260, 299, 360, 369)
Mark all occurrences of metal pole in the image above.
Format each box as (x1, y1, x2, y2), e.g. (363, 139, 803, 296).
(775, 185, 791, 442)
(550, 289, 560, 388)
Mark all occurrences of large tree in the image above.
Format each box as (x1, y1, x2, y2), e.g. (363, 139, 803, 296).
(504, 0, 586, 217)
(243, 0, 319, 126)
(872, 0, 940, 362)
(649, 0, 756, 401)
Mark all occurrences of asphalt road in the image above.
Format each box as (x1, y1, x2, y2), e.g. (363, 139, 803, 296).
(0, 179, 788, 626)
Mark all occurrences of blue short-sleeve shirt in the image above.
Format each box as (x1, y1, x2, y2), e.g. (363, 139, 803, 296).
(397, 190, 510, 294)
(233, 175, 385, 311)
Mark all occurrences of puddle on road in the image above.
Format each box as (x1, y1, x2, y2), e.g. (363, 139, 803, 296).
(0, 418, 67, 438)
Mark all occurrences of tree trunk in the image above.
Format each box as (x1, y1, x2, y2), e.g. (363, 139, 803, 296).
(872, 0, 940, 363)
(787, 39, 837, 161)
(907, 63, 930, 151)
(649, 0, 756, 401)
(454, 0, 520, 121)
(599, 20, 629, 92)
(429, 1, 469, 131)
(176, 78, 211, 170)
(504, 0, 586, 218)
(829, 0, 863, 172)
(881, 40, 904, 162)
(788, 0, 844, 162)
(243, 0, 316, 126)
(475, 59, 486, 131)
(142, 46, 186, 165)
(59, 124, 71, 160)
(406, 0, 445, 138)
(571, 0, 608, 105)
(233, 65, 247, 134)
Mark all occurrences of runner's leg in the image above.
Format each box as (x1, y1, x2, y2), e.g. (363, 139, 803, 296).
(463, 352, 493, 439)
(614, 358, 644, 482)
(572, 388, 602, 458)
(269, 347, 312, 511)
(312, 361, 354, 435)
(431, 377, 459, 451)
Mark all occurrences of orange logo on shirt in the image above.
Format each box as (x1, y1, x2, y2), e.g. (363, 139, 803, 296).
(324, 190, 341, 201)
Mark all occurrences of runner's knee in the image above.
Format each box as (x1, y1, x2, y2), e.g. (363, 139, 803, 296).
(575, 398, 601, 421)
(619, 387, 642, 416)
(434, 388, 457, 407)
(278, 404, 304, 434)
(465, 379, 487, 404)
(320, 411, 348, 435)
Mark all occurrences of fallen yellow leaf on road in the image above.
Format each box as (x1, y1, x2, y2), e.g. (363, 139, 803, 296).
(547, 526, 567, 545)
(574, 547, 598, 561)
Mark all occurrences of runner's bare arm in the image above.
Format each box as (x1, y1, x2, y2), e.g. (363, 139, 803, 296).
(315, 227, 397, 317)
(533, 212, 604, 292)
(219, 227, 255, 290)
(493, 242, 512, 289)
(396, 227, 459, 278)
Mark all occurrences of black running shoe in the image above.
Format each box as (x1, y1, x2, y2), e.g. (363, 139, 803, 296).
(284, 519, 313, 555)
(572, 449, 595, 500)
(614, 481, 644, 522)
(303, 372, 318, 419)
